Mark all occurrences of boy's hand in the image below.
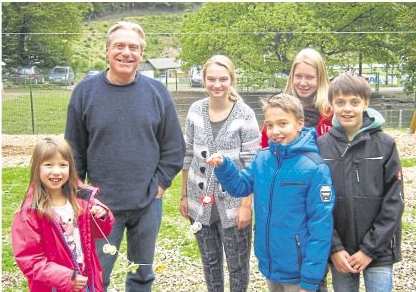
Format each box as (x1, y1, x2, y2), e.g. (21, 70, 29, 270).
(74, 274, 88, 291)
(206, 153, 223, 167)
(90, 205, 107, 219)
(330, 250, 358, 274)
(348, 250, 373, 272)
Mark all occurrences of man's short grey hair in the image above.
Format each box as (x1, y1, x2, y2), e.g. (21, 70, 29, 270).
(106, 21, 146, 51)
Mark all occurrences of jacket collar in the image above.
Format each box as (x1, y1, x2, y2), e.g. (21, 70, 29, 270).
(331, 107, 385, 140)
(268, 126, 319, 158)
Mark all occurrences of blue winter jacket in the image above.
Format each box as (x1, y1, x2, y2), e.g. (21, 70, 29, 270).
(214, 127, 335, 291)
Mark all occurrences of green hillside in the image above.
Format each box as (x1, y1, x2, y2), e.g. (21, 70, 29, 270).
(71, 11, 186, 72)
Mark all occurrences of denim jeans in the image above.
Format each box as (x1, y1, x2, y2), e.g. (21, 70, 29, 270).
(330, 264, 393, 292)
(193, 220, 252, 292)
(95, 199, 162, 292)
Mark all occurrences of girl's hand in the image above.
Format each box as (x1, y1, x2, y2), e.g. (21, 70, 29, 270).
(73, 274, 88, 291)
(90, 205, 107, 219)
(206, 153, 223, 167)
(236, 205, 252, 229)
(179, 195, 189, 218)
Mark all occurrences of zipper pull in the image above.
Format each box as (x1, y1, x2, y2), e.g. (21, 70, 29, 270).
(341, 143, 350, 157)
(353, 159, 360, 182)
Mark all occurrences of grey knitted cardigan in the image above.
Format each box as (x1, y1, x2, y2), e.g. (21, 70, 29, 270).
(183, 97, 260, 228)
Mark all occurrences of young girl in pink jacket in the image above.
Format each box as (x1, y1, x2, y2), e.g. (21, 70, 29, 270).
(12, 138, 114, 292)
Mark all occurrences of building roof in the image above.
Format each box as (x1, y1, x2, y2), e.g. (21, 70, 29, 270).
(147, 58, 181, 70)
(138, 62, 154, 71)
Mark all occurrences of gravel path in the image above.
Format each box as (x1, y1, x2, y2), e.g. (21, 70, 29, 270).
(2, 131, 415, 291)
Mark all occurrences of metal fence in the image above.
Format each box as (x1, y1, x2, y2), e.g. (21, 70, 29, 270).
(1, 81, 415, 135)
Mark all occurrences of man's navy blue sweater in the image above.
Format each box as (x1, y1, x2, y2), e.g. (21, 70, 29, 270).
(65, 71, 185, 211)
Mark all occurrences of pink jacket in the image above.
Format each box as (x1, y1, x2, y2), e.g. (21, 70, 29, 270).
(12, 183, 114, 292)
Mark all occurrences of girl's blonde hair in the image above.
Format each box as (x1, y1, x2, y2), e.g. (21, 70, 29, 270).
(21, 138, 81, 221)
(202, 55, 242, 102)
(284, 48, 331, 116)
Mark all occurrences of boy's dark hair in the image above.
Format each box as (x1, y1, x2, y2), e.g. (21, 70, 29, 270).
(261, 93, 304, 120)
(328, 73, 372, 103)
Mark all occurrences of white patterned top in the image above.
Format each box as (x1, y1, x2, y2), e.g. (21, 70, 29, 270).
(52, 200, 84, 264)
(183, 98, 260, 228)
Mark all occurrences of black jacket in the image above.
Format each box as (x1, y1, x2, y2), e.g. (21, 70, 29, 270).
(317, 109, 404, 266)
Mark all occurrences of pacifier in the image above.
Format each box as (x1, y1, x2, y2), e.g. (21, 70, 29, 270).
(190, 221, 202, 233)
(200, 194, 215, 206)
(126, 262, 140, 274)
(103, 243, 117, 255)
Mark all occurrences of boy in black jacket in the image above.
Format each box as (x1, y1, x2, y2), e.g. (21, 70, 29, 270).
(317, 73, 404, 292)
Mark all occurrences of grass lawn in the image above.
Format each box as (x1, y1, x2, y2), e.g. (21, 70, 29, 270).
(2, 142, 415, 291)
(1, 169, 200, 291)
(2, 87, 72, 135)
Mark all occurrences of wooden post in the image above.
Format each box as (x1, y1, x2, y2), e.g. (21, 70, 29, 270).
(409, 108, 416, 134)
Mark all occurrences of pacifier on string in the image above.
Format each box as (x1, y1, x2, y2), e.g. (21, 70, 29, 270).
(200, 193, 215, 206)
(103, 243, 117, 255)
(190, 221, 202, 233)
(102, 243, 140, 273)
(189, 165, 217, 235)
(94, 217, 162, 274)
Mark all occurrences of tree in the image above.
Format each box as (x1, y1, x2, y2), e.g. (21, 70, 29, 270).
(306, 2, 405, 78)
(179, 3, 302, 74)
(179, 2, 410, 86)
(396, 3, 416, 93)
(2, 2, 92, 68)
(85, 3, 199, 19)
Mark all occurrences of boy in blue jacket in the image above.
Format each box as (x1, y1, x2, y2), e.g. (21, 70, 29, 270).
(317, 73, 404, 292)
(207, 93, 335, 292)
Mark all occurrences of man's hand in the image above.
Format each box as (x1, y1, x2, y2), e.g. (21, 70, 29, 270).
(155, 185, 165, 199)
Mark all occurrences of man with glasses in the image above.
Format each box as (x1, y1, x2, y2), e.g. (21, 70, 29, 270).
(65, 21, 185, 292)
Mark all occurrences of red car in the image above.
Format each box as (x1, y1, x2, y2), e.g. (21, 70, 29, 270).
(11, 66, 45, 85)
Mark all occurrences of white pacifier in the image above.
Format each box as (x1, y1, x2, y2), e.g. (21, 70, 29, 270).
(202, 196, 212, 204)
(103, 243, 117, 255)
(190, 221, 202, 233)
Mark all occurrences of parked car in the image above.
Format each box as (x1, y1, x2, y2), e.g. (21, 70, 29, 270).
(84, 69, 101, 79)
(10, 66, 45, 85)
(189, 66, 203, 87)
(2, 66, 10, 82)
(49, 66, 75, 85)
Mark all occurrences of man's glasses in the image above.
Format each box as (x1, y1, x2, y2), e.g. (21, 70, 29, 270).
(112, 43, 141, 53)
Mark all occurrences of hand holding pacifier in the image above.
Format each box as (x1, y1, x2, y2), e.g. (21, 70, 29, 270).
(206, 153, 223, 168)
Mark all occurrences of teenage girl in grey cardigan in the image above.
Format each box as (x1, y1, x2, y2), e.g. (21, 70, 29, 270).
(179, 55, 260, 292)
